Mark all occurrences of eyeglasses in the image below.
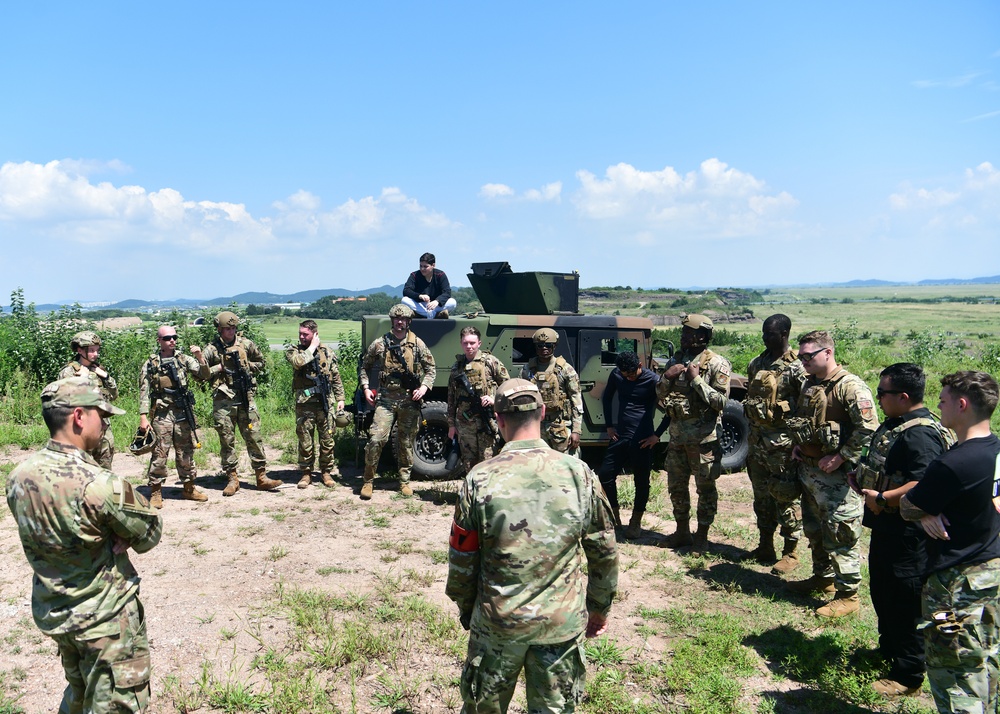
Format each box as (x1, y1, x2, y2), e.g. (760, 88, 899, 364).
(798, 347, 827, 364)
(876, 388, 905, 399)
(537, 343, 556, 349)
(159, 335, 178, 341)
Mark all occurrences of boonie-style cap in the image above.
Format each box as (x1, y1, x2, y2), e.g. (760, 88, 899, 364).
(494, 378, 543, 413)
(41, 376, 125, 415)
(682, 313, 713, 331)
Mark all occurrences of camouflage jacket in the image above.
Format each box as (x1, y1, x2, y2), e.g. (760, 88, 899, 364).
(519, 357, 584, 435)
(203, 334, 266, 403)
(6, 440, 162, 635)
(656, 348, 731, 445)
(447, 351, 510, 429)
(446, 438, 618, 644)
(285, 344, 346, 407)
(793, 367, 879, 466)
(139, 351, 209, 415)
(359, 331, 436, 400)
(744, 348, 805, 447)
(59, 358, 119, 404)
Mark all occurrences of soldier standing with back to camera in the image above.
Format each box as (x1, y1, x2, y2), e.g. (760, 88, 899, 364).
(139, 325, 210, 508)
(447, 326, 509, 473)
(202, 311, 281, 496)
(742, 314, 805, 572)
(285, 320, 346, 489)
(60, 330, 119, 470)
(358, 304, 436, 499)
(786, 330, 879, 618)
(656, 314, 731, 552)
(519, 327, 584, 457)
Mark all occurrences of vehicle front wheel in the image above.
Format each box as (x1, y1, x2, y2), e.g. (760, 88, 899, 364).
(402, 401, 463, 479)
(719, 399, 750, 473)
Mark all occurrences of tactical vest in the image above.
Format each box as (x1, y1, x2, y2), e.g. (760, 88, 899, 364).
(65, 360, 116, 402)
(787, 370, 850, 455)
(452, 352, 490, 401)
(146, 354, 188, 396)
(856, 415, 954, 493)
(744, 353, 796, 427)
(381, 332, 417, 391)
(208, 335, 254, 391)
(661, 350, 715, 420)
(527, 357, 570, 420)
(291, 347, 333, 390)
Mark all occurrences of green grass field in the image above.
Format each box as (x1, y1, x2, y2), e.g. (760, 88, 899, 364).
(255, 316, 361, 348)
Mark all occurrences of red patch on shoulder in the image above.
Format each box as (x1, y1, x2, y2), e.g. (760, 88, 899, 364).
(450, 521, 479, 552)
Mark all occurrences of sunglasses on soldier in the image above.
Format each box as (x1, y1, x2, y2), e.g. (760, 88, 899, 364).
(798, 347, 827, 364)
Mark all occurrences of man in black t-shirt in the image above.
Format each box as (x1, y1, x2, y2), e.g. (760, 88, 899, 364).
(901, 370, 1000, 714)
(401, 252, 457, 319)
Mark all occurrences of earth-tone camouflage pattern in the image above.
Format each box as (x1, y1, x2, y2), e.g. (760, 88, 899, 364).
(60, 358, 119, 469)
(855, 415, 954, 494)
(286, 344, 346, 473)
(6, 440, 161, 713)
(448, 350, 509, 471)
(203, 334, 268, 473)
(459, 632, 586, 714)
(360, 330, 436, 482)
(745, 349, 805, 542)
(447, 437, 617, 713)
(666, 441, 722, 526)
(139, 352, 209, 485)
(921, 558, 1000, 714)
(795, 367, 878, 594)
(519, 356, 583, 456)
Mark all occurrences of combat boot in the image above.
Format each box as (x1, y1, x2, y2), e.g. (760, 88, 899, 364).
(297, 470, 311, 489)
(742, 529, 777, 563)
(871, 678, 920, 697)
(691, 524, 711, 553)
(321, 471, 337, 488)
(815, 593, 860, 619)
(772, 540, 800, 575)
(611, 506, 622, 529)
(624, 509, 644, 540)
(222, 470, 240, 497)
(360, 481, 373, 499)
(662, 521, 692, 549)
(148, 485, 163, 510)
(182, 483, 208, 502)
(435, 309, 449, 319)
(255, 468, 281, 491)
(786, 575, 836, 595)
(400, 481, 414, 497)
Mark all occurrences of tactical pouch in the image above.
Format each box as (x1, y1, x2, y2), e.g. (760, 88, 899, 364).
(855, 461, 883, 492)
(784, 417, 814, 445)
(818, 421, 840, 452)
(157, 375, 173, 389)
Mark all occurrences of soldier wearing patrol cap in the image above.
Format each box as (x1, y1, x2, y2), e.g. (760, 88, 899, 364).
(358, 304, 436, 499)
(202, 311, 281, 496)
(7, 377, 162, 713)
(60, 331, 119, 469)
(656, 313, 732, 552)
(519, 327, 584, 456)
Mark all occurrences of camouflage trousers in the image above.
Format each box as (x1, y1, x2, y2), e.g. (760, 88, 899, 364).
(798, 462, 863, 594)
(365, 399, 420, 483)
(666, 440, 721, 527)
(50, 597, 150, 714)
(541, 418, 580, 458)
(746, 435, 802, 542)
(146, 408, 198, 486)
(213, 397, 266, 473)
(921, 558, 1000, 714)
(90, 429, 115, 471)
(460, 629, 586, 714)
(296, 400, 336, 473)
(455, 414, 499, 473)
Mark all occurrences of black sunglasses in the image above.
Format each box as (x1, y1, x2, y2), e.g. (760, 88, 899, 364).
(799, 347, 826, 364)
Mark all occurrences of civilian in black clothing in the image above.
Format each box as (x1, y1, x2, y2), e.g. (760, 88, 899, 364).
(599, 351, 667, 539)
(402, 252, 457, 319)
(857, 363, 951, 697)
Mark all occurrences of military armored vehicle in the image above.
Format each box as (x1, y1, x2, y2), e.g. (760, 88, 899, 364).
(353, 262, 749, 478)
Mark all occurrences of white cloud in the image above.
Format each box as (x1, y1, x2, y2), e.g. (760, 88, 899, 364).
(885, 162, 1000, 239)
(479, 181, 561, 202)
(479, 183, 514, 198)
(523, 181, 562, 202)
(912, 72, 987, 89)
(963, 108, 1000, 122)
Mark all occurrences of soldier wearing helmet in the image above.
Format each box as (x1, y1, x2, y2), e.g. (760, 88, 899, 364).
(202, 311, 281, 496)
(358, 303, 436, 498)
(285, 320, 346, 489)
(59, 330, 119, 469)
(518, 327, 583, 456)
(656, 313, 732, 552)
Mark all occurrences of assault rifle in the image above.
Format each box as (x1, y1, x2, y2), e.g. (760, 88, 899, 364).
(384, 338, 422, 393)
(308, 352, 333, 418)
(457, 372, 498, 439)
(227, 350, 254, 409)
(163, 359, 201, 449)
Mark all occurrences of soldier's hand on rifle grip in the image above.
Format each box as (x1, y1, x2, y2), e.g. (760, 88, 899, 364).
(364, 388, 376, 406)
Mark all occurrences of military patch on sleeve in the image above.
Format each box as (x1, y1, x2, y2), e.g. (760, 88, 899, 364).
(857, 398, 875, 420)
(449, 520, 479, 552)
(113, 478, 154, 514)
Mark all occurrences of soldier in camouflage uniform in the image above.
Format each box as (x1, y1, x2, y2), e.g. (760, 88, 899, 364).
(202, 311, 281, 496)
(655, 314, 731, 552)
(7, 377, 162, 714)
(519, 327, 583, 457)
(742, 314, 805, 573)
(60, 330, 119, 470)
(285, 320, 346, 489)
(359, 304, 436, 499)
(786, 330, 879, 618)
(901, 371, 1000, 714)
(446, 378, 618, 713)
(139, 325, 210, 507)
(447, 326, 509, 473)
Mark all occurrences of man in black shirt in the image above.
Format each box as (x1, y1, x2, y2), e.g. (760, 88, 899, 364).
(402, 252, 457, 319)
(901, 370, 1000, 714)
(857, 363, 951, 697)
(599, 351, 667, 539)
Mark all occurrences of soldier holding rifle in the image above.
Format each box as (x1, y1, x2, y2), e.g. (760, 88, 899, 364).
(447, 326, 509, 472)
(60, 330, 120, 469)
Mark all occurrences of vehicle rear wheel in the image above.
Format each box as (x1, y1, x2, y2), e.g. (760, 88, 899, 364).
(719, 399, 750, 473)
(399, 401, 463, 479)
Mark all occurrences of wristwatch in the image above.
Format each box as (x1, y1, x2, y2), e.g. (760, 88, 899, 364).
(875, 492, 888, 508)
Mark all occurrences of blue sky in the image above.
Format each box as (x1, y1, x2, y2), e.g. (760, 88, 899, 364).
(1, 2, 998, 304)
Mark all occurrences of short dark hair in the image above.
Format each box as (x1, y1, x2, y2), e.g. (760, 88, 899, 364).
(615, 350, 640, 373)
(419, 252, 435, 265)
(42, 405, 74, 435)
(299, 319, 318, 332)
(941, 371, 1000, 421)
(880, 363, 926, 403)
(460, 326, 481, 340)
(763, 314, 791, 335)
